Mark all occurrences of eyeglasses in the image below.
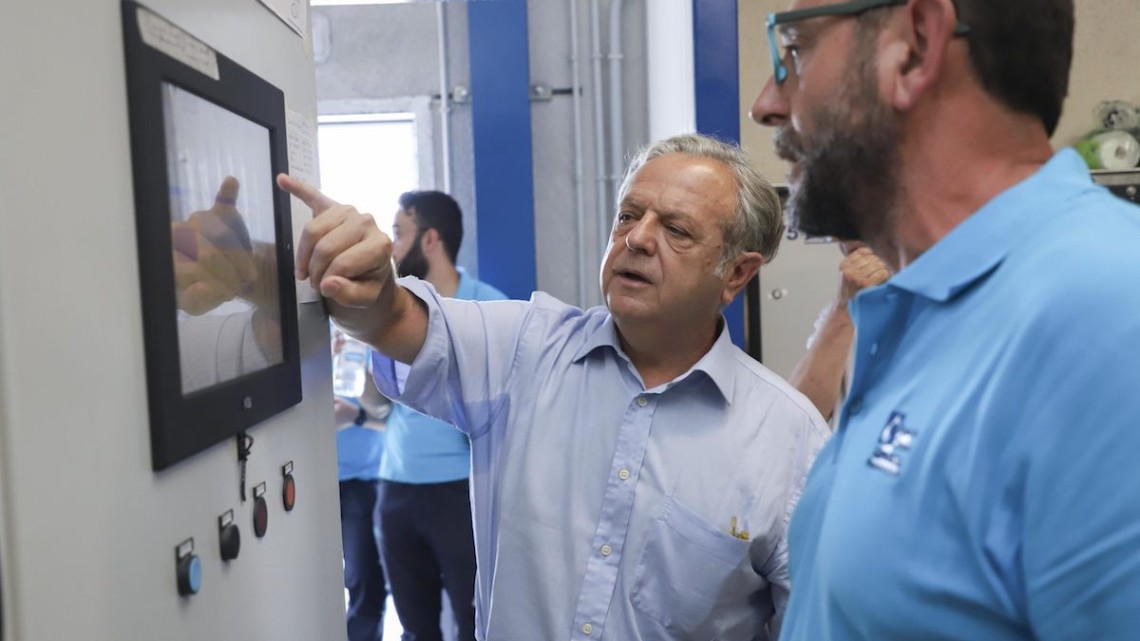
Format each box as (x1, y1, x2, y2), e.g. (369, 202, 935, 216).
(767, 0, 970, 84)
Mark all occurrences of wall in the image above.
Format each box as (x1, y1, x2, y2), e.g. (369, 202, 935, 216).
(529, 0, 649, 307)
(313, 2, 482, 275)
(0, 1, 345, 639)
(646, 1, 695, 141)
(1051, 0, 1140, 146)
(737, 0, 1140, 378)
(312, 0, 650, 307)
(736, 0, 834, 377)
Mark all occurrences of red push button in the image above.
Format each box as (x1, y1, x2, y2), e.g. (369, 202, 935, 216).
(282, 461, 296, 512)
(252, 482, 268, 538)
(253, 497, 268, 538)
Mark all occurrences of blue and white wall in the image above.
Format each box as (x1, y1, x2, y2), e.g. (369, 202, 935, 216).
(313, 0, 648, 307)
(314, 0, 756, 340)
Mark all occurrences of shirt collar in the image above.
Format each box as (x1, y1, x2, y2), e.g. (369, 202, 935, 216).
(454, 267, 474, 299)
(570, 313, 619, 364)
(889, 149, 1094, 302)
(572, 314, 738, 403)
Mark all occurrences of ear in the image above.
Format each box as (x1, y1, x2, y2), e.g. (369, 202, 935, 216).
(882, 0, 960, 112)
(720, 251, 764, 307)
(419, 227, 440, 253)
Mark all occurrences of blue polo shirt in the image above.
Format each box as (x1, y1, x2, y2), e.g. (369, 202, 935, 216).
(781, 149, 1140, 641)
(379, 270, 507, 483)
(337, 409, 385, 481)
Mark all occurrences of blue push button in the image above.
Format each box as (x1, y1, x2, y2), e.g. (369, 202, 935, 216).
(177, 554, 202, 596)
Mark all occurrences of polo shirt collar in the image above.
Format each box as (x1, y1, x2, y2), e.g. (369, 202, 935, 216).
(889, 149, 1093, 302)
(454, 267, 474, 299)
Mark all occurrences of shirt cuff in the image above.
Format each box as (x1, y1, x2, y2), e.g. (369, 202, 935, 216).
(370, 277, 449, 411)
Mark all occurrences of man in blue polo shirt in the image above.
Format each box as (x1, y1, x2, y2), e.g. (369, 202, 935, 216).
(752, 0, 1140, 639)
(334, 327, 392, 641)
(380, 191, 506, 641)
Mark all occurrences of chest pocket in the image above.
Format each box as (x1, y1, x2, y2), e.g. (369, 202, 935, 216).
(630, 496, 752, 638)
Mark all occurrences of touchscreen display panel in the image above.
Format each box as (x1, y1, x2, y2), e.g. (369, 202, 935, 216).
(162, 82, 284, 395)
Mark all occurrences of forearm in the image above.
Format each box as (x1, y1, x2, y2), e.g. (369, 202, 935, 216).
(333, 283, 428, 365)
(789, 303, 855, 422)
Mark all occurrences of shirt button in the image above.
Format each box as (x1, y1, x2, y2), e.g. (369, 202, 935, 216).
(582, 623, 594, 635)
(618, 468, 630, 481)
(848, 398, 863, 415)
(600, 544, 613, 557)
(637, 396, 648, 407)
(869, 342, 879, 356)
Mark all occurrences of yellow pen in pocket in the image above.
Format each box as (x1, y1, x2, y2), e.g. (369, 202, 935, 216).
(729, 515, 750, 541)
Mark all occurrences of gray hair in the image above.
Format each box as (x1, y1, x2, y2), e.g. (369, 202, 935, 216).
(616, 133, 784, 273)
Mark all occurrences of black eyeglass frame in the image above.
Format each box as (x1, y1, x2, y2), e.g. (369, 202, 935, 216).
(766, 0, 970, 84)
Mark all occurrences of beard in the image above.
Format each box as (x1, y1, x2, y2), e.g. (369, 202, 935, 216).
(395, 232, 429, 279)
(774, 40, 901, 243)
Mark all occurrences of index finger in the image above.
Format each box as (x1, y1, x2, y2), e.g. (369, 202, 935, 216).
(276, 173, 339, 215)
(215, 175, 240, 208)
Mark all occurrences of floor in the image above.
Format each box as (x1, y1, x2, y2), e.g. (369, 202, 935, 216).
(380, 595, 402, 641)
(344, 591, 403, 640)
(347, 591, 457, 641)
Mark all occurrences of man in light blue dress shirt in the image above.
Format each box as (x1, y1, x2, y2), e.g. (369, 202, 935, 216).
(279, 133, 829, 640)
(752, 0, 1140, 639)
(380, 190, 507, 641)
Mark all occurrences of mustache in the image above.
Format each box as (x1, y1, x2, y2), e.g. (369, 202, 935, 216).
(773, 126, 805, 162)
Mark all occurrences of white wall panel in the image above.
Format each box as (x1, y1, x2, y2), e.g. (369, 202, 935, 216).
(0, 1, 345, 639)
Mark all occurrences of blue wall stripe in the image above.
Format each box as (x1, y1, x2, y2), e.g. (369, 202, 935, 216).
(692, 0, 746, 348)
(467, 0, 537, 300)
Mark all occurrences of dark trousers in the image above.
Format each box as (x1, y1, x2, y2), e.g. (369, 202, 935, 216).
(341, 480, 388, 641)
(378, 479, 477, 641)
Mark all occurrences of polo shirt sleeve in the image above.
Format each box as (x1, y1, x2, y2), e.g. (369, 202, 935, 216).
(1012, 268, 1140, 639)
(371, 277, 531, 436)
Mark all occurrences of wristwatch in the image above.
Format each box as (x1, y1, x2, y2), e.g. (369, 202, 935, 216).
(353, 406, 367, 426)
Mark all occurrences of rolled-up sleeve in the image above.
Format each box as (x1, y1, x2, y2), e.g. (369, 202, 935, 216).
(371, 277, 531, 436)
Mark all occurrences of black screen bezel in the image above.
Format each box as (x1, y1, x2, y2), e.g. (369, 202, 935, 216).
(122, 1, 301, 471)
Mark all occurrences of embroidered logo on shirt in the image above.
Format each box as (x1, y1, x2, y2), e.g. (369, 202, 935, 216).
(868, 411, 916, 477)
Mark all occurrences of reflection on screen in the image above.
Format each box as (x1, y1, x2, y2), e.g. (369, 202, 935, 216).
(162, 83, 284, 395)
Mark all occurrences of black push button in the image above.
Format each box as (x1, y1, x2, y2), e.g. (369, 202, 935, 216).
(219, 510, 241, 561)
